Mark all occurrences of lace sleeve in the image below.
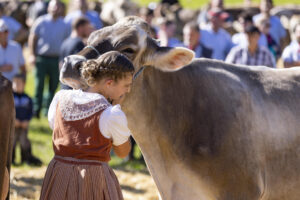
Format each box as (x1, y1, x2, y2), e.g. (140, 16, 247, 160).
(48, 90, 63, 129)
(99, 105, 131, 146)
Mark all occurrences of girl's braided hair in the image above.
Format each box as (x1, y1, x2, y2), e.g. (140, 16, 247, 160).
(81, 51, 135, 87)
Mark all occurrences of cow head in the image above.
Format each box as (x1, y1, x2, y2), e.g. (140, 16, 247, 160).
(60, 16, 195, 89)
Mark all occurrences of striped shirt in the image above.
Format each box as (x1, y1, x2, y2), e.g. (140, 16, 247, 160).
(225, 45, 276, 68)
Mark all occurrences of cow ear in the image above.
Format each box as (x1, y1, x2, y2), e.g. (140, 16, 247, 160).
(151, 47, 195, 71)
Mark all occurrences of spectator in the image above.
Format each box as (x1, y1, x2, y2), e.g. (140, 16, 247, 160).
(197, 0, 232, 28)
(0, 3, 25, 42)
(282, 22, 300, 68)
(0, 19, 25, 81)
(225, 25, 276, 68)
(65, 0, 102, 31)
(28, 0, 69, 118)
(26, 0, 48, 28)
(59, 17, 92, 89)
(158, 19, 183, 47)
(200, 8, 233, 60)
(232, 11, 267, 47)
(139, 6, 158, 38)
(256, 15, 281, 60)
(183, 21, 212, 58)
(12, 74, 42, 166)
(253, 0, 286, 51)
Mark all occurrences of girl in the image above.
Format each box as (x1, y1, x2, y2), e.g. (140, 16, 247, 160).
(40, 51, 134, 200)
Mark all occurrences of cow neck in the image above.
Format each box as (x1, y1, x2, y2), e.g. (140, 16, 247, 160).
(133, 66, 145, 80)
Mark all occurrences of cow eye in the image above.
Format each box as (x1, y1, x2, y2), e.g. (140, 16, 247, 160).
(122, 48, 135, 54)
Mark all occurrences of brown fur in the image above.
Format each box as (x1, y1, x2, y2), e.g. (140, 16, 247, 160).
(61, 16, 300, 199)
(0, 75, 15, 200)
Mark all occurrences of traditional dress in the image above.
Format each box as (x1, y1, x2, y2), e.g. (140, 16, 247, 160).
(40, 90, 131, 200)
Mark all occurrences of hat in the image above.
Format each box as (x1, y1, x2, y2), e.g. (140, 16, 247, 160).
(207, 8, 229, 20)
(0, 19, 8, 32)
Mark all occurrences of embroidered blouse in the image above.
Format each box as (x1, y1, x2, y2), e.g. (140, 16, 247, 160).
(48, 89, 131, 146)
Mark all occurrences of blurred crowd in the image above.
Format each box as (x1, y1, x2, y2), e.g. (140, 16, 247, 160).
(0, 0, 300, 163)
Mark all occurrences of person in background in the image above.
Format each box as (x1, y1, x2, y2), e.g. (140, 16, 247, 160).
(64, 0, 102, 32)
(183, 21, 212, 58)
(60, 17, 92, 89)
(282, 22, 300, 68)
(0, 2, 26, 42)
(200, 8, 233, 60)
(28, 0, 69, 118)
(232, 11, 267, 47)
(0, 19, 25, 81)
(26, 0, 48, 28)
(256, 15, 280, 60)
(40, 51, 133, 200)
(12, 73, 42, 166)
(253, 0, 286, 51)
(158, 19, 184, 47)
(225, 25, 275, 68)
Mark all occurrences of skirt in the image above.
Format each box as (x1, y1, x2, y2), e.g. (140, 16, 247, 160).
(40, 156, 124, 200)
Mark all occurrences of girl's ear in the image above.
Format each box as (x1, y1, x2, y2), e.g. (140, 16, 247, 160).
(147, 47, 195, 71)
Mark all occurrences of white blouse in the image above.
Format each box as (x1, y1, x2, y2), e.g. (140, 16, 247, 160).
(48, 90, 131, 146)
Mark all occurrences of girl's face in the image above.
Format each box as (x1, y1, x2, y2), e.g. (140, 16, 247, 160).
(12, 78, 25, 93)
(105, 73, 133, 102)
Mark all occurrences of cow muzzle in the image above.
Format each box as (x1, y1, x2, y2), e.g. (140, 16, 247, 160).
(60, 55, 88, 89)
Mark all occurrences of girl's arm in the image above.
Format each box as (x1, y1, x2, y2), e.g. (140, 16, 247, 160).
(113, 139, 131, 158)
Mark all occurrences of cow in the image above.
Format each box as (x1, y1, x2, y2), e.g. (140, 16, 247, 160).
(0, 74, 14, 200)
(60, 16, 300, 200)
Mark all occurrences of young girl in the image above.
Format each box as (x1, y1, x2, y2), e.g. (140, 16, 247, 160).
(40, 51, 134, 200)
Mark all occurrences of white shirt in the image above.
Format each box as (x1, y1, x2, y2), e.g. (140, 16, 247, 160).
(48, 90, 131, 146)
(281, 40, 300, 64)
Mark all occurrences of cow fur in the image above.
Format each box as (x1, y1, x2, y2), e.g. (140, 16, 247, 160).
(61, 16, 300, 200)
(0, 75, 15, 200)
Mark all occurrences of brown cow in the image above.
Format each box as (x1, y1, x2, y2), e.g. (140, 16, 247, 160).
(61, 16, 300, 199)
(0, 74, 14, 200)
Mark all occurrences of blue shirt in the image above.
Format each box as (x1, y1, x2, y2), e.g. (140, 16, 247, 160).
(0, 40, 25, 81)
(31, 14, 70, 57)
(64, 10, 103, 30)
(14, 92, 33, 121)
(253, 14, 286, 46)
(200, 25, 234, 60)
(1, 16, 21, 40)
(281, 41, 300, 63)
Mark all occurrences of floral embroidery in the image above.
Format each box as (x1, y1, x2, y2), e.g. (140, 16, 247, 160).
(59, 90, 111, 121)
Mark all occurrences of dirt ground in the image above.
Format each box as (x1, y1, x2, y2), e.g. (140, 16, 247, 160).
(10, 166, 159, 200)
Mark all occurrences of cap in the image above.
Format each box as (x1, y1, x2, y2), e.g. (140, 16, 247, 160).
(0, 19, 8, 32)
(207, 8, 229, 20)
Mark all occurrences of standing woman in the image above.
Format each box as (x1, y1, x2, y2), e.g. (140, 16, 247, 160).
(40, 51, 134, 200)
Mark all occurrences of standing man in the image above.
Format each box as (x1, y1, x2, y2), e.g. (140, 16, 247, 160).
(183, 21, 212, 58)
(200, 8, 233, 60)
(225, 25, 275, 68)
(253, 0, 286, 51)
(28, 0, 69, 118)
(65, 0, 102, 31)
(60, 17, 92, 89)
(0, 19, 26, 81)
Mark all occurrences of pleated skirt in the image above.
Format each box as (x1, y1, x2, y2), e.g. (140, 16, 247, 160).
(40, 156, 124, 200)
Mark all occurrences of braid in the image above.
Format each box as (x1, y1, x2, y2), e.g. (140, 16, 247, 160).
(81, 51, 135, 86)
